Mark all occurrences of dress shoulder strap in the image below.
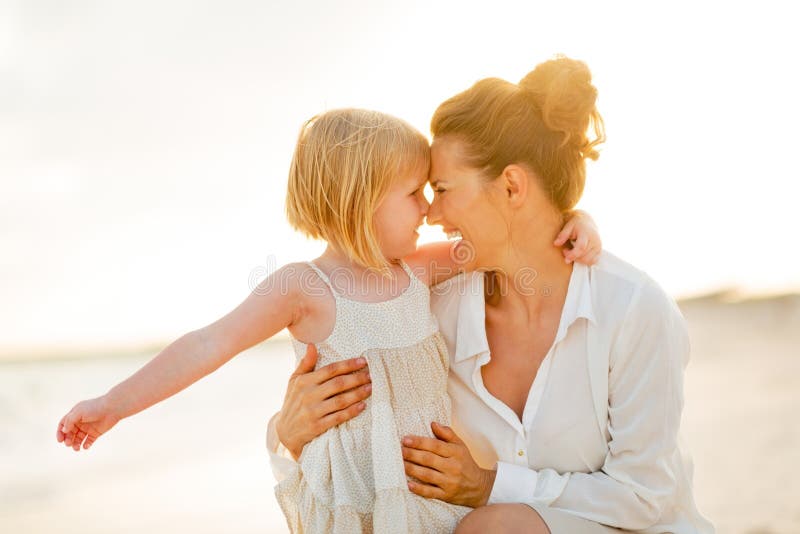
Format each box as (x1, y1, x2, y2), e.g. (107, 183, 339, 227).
(305, 261, 339, 298)
(399, 260, 425, 288)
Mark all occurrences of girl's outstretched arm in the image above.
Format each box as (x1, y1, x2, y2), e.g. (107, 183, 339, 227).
(406, 209, 603, 287)
(57, 263, 305, 451)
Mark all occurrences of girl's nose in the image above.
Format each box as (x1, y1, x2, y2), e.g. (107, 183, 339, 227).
(426, 197, 440, 226)
(417, 192, 430, 215)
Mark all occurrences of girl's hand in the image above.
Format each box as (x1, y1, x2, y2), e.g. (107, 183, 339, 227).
(57, 396, 121, 451)
(402, 422, 497, 508)
(554, 209, 602, 265)
(275, 344, 372, 460)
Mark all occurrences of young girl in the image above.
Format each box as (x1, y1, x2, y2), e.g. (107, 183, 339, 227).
(57, 108, 600, 533)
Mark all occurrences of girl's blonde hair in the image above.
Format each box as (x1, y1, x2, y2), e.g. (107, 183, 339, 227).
(431, 56, 605, 216)
(286, 108, 430, 271)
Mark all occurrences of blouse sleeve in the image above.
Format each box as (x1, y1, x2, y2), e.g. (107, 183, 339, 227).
(266, 411, 299, 482)
(488, 281, 689, 530)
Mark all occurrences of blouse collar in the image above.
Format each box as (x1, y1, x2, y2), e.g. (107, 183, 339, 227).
(453, 263, 597, 363)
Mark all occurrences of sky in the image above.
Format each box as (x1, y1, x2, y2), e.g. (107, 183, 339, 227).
(2, 0, 799, 355)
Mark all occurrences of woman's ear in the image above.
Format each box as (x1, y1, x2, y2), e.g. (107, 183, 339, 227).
(501, 164, 529, 208)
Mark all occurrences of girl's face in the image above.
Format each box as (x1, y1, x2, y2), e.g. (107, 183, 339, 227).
(373, 161, 430, 261)
(427, 137, 509, 270)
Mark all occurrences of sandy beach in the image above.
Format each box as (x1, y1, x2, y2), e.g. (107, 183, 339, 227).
(1, 293, 799, 533)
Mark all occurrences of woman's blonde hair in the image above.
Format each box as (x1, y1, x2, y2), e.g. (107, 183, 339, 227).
(431, 56, 605, 216)
(286, 108, 429, 271)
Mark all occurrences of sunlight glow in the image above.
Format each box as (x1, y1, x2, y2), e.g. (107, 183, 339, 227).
(2, 1, 798, 354)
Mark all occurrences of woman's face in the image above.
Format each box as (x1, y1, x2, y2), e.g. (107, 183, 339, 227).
(427, 137, 508, 270)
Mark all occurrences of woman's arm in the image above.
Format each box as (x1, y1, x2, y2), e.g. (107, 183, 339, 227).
(58, 263, 305, 451)
(403, 281, 690, 530)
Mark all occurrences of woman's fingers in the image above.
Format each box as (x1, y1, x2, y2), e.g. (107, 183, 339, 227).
(402, 446, 451, 473)
(316, 369, 371, 401)
(291, 343, 319, 378)
(309, 357, 368, 386)
(430, 422, 463, 444)
(316, 400, 367, 433)
(407, 480, 447, 500)
(402, 435, 453, 457)
(318, 382, 372, 416)
(404, 461, 448, 486)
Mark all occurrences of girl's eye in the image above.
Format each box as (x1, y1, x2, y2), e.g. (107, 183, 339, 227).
(434, 188, 445, 194)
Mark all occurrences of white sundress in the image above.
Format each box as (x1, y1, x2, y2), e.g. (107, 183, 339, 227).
(275, 261, 472, 533)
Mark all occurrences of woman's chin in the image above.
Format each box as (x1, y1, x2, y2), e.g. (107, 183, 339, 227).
(449, 238, 477, 268)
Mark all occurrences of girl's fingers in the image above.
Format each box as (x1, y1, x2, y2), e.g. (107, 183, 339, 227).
(56, 415, 67, 442)
(318, 382, 372, 417)
(71, 434, 82, 451)
(564, 236, 591, 263)
(316, 369, 371, 401)
(573, 234, 589, 255)
(568, 243, 598, 264)
(61, 414, 75, 437)
(581, 245, 600, 265)
(84, 435, 97, 449)
(554, 219, 576, 246)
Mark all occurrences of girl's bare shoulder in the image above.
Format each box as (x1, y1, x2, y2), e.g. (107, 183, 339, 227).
(277, 262, 337, 342)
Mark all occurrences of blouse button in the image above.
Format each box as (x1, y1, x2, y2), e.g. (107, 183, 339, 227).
(517, 450, 525, 457)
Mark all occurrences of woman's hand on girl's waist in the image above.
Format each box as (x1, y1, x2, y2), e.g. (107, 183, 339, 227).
(276, 343, 372, 459)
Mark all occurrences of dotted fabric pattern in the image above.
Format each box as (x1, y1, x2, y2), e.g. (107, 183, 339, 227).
(274, 261, 472, 533)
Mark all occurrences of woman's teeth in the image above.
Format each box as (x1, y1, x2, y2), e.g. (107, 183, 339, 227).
(446, 230, 462, 240)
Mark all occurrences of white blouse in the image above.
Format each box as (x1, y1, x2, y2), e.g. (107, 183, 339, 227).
(268, 252, 714, 533)
(431, 253, 713, 533)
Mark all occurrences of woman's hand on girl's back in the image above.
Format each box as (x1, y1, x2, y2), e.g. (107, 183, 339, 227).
(276, 344, 372, 459)
(554, 209, 602, 265)
(57, 396, 121, 451)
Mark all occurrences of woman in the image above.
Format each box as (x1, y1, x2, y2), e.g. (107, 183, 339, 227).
(268, 57, 714, 533)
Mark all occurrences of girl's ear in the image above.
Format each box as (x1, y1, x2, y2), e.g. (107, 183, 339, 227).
(501, 164, 529, 208)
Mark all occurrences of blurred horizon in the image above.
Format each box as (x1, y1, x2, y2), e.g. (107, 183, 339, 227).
(4, 287, 797, 362)
(2, 0, 799, 356)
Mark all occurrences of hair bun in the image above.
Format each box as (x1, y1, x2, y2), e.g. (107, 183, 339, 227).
(519, 55, 604, 160)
